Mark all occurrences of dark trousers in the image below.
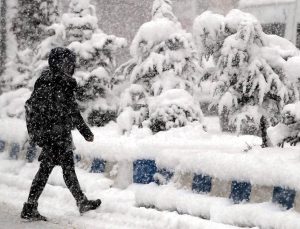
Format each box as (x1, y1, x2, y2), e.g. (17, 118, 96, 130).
(27, 150, 85, 204)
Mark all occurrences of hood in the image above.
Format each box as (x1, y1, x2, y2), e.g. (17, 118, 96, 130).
(48, 47, 76, 75)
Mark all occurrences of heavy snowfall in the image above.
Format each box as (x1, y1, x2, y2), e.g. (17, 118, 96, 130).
(0, 0, 300, 228)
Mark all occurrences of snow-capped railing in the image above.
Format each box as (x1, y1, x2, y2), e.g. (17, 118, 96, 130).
(1, 139, 299, 216)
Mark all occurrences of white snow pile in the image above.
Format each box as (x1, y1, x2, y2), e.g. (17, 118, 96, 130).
(285, 56, 300, 83)
(0, 118, 27, 143)
(135, 184, 300, 229)
(130, 17, 181, 59)
(0, 88, 31, 119)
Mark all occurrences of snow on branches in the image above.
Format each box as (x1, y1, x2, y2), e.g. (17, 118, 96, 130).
(114, 0, 203, 134)
(193, 9, 299, 135)
(30, 0, 127, 126)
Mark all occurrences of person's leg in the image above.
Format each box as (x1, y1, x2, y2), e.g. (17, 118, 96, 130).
(61, 151, 85, 202)
(21, 160, 54, 221)
(27, 160, 55, 204)
(61, 151, 101, 214)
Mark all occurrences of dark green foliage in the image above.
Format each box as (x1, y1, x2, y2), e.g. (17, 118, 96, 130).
(87, 109, 117, 127)
(12, 0, 58, 49)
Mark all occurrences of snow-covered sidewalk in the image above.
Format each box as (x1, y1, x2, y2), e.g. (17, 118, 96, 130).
(0, 155, 247, 229)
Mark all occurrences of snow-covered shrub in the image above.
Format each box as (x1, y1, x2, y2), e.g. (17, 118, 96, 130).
(114, 0, 203, 134)
(148, 89, 204, 133)
(267, 102, 300, 146)
(117, 84, 148, 133)
(193, 9, 299, 135)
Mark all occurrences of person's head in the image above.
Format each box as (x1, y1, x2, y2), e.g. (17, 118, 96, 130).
(48, 47, 76, 76)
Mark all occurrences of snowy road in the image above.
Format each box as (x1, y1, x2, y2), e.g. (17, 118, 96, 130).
(0, 155, 245, 229)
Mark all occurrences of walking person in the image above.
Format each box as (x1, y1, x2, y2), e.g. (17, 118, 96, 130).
(21, 47, 101, 221)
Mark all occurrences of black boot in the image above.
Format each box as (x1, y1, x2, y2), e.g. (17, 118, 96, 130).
(21, 202, 47, 221)
(77, 196, 101, 214)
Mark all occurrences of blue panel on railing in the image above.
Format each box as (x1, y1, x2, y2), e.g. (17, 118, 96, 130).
(230, 181, 252, 204)
(133, 159, 157, 184)
(155, 168, 174, 185)
(272, 186, 296, 210)
(0, 140, 5, 152)
(192, 174, 212, 193)
(90, 158, 106, 173)
(26, 144, 37, 163)
(10, 143, 20, 160)
(74, 154, 81, 163)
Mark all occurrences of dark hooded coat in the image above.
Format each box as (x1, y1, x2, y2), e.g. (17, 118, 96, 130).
(26, 47, 93, 165)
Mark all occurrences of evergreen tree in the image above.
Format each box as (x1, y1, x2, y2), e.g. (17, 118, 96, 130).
(114, 0, 204, 133)
(0, 0, 7, 79)
(2, 0, 59, 92)
(193, 9, 298, 135)
(12, 0, 59, 50)
(31, 0, 127, 126)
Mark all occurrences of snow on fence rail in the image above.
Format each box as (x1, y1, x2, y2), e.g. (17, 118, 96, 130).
(1, 118, 300, 226)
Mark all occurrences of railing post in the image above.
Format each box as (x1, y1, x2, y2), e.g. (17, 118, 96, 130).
(230, 181, 252, 204)
(192, 174, 212, 193)
(90, 158, 106, 173)
(272, 186, 296, 210)
(133, 159, 157, 184)
(9, 143, 20, 159)
(26, 144, 37, 163)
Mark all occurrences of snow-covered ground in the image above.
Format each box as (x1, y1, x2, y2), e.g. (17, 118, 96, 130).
(0, 154, 251, 229)
(1, 117, 300, 228)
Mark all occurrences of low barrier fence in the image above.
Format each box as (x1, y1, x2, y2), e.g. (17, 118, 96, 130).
(0, 139, 299, 214)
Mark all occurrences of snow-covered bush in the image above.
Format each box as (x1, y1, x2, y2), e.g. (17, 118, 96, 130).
(267, 102, 300, 146)
(193, 9, 299, 135)
(148, 89, 204, 133)
(117, 84, 148, 133)
(114, 0, 203, 133)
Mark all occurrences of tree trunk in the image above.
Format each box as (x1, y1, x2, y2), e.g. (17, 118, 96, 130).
(0, 0, 7, 81)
